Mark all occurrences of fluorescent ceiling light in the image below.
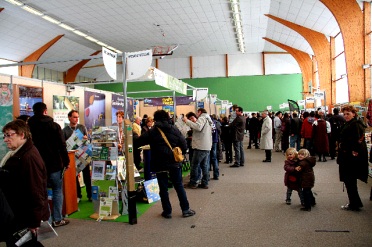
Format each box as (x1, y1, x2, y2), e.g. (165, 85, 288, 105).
(5, 0, 23, 6)
(22, 5, 43, 16)
(96, 41, 107, 47)
(86, 36, 98, 42)
(42, 15, 61, 24)
(59, 23, 75, 31)
(73, 30, 87, 37)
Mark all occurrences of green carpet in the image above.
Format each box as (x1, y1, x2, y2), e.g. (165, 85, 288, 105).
(68, 168, 191, 223)
(68, 179, 152, 223)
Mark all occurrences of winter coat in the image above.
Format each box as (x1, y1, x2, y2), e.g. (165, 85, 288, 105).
(230, 115, 245, 142)
(220, 120, 232, 144)
(298, 156, 316, 189)
(260, 116, 273, 150)
(301, 117, 316, 139)
(337, 118, 369, 183)
(312, 119, 329, 154)
(248, 117, 260, 133)
(290, 116, 302, 135)
(136, 120, 187, 172)
(185, 113, 212, 151)
(0, 139, 49, 230)
(28, 114, 70, 174)
(284, 159, 301, 191)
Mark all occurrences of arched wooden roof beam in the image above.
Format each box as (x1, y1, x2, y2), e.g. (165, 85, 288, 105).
(320, 0, 365, 103)
(20, 35, 64, 78)
(263, 37, 312, 97)
(265, 14, 331, 106)
(64, 50, 101, 84)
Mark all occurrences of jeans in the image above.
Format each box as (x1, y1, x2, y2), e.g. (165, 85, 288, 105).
(286, 187, 304, 204)
(289, 134, 301, 151)
(190, 149, 210, 186)
(233, 141, 244, 166)
(48, 170, 64, 222)
(210, 142, 219, 178)
(156, 167, 190, 215)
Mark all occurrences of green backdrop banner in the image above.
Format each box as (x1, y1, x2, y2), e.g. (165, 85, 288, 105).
(95, 74, 303, 112)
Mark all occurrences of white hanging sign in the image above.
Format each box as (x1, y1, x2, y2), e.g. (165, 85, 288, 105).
(314, 91, 325, 100)
(193, 88, 208, 101)
(306, 97, 315, 103)
(153, 68, 187, 95)
(298, 100, 306, 106)
(221, 100, 228, 108)
(210, 94, 217, 104)
(126, 49, 152, 80)
(102, 47, 117, 80)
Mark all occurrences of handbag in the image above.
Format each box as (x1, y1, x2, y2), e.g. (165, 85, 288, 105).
(157, 127, 184, 162)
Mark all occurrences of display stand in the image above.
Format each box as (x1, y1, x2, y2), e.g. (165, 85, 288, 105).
(89, 127, 121, 220)
(62, 151, 78, 215)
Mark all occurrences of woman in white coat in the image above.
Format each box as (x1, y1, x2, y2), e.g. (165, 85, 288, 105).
(260, 111, 274, 162)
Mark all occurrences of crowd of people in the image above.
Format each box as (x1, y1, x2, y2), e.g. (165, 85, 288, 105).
(0, 102, 371, 246)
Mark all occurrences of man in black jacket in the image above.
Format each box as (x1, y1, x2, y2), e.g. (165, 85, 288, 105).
(28, 102, 70, 228)
(247, 113, 260, 149)
(136, 110, 195, 219)
(230, 106, 245, 167)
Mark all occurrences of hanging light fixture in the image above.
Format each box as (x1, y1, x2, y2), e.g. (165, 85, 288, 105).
(230, 0, 245, 53)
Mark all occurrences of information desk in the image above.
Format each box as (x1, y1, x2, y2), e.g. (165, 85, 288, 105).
(62, 151, 78, 215)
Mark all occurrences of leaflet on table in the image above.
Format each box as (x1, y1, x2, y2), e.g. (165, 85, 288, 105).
(98, 197, 113, 217)
(92, 160, 105, 180)
(66, 129, 88, 150)
(75, 144, 93, 175)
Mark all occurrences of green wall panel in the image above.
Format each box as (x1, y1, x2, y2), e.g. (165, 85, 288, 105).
(95, 73, 303, 112)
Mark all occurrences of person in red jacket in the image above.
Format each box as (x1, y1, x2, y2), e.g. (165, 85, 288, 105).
(301, 111, 317, 155)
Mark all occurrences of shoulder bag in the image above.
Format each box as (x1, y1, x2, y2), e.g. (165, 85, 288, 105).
(157, 127, 184, 162)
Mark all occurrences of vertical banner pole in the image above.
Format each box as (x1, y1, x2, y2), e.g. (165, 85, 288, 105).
(122, 54, 137, 225)
(173, 90, 177, 123)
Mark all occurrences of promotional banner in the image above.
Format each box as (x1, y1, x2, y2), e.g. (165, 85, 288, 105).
(19, 86, 43, 117)
(84, 91, 106, 131)
(0, 83, 13, 159)
(162, 105, 174, 117)
(102, 47, 117, 80)
(111, 94, 134, 123)
(153, 68, 187, 95)
(143, 96, 194, 107)
(53, 95, 80, 128)
(126, 49, 152, 80)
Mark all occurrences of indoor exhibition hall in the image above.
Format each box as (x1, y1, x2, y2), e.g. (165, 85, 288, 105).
(0, 0, 372, 246)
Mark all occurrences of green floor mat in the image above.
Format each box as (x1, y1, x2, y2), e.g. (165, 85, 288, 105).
(68, 168, 191, 223)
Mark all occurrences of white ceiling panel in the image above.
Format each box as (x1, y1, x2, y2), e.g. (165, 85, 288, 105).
(0, 0, 346, 80)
